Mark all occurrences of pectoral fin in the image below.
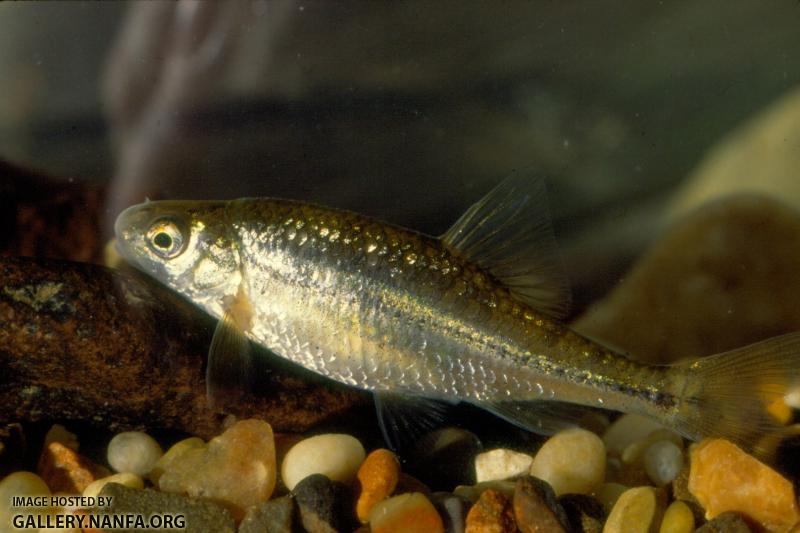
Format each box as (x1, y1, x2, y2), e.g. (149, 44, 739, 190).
(206, 307, 254, 412)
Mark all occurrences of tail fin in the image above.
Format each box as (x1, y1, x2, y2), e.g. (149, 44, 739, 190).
(673, 332, 800, 463)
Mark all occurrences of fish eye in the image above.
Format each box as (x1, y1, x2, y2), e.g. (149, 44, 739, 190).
(146, 218, 187, 259)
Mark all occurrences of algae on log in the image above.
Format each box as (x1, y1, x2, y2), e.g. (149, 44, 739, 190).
(0, 256, 366, 438)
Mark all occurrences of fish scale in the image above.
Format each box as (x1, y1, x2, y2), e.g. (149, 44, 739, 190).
(115, 171, 800, 460)
(225, 198, 675, 411)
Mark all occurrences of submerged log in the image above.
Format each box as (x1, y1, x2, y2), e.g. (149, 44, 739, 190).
(0, 256, 367, 438)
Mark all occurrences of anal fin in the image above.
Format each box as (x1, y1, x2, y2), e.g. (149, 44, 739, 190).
(473, 399, 589, 435)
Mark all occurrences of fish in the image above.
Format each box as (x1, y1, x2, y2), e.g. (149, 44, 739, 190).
(114, 170, 800, 459)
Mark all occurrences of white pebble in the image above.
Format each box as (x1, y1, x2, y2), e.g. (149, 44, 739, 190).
(107, 431, 163, 476)
(529, 427, 606, 496)
(281, 434, 365, 491)
(475, 448, 534, 483)
(83, 472, 144, 499)
(643, 440, 684, 486)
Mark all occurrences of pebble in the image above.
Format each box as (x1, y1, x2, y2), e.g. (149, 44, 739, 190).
(107, 431, 163, 477)
(602, 486, 665, 533)
(97, 481, 235, 532)
(621, 429, 683, 466)
(395, 472, 432, 495)
(513, 475, 570, 533)
(529, 428, 606, 496)
(559, 494, 605, 533)
(293, 473, 352, 533)
(475, 448, 534, 483)
(578, 412, 611, 436)
(643, 440, 684, 486)
(592, 483, 628, 514)
(464, 488, 517, 533)
(431, 492, 471, 533)
(694, 511, 753, 532)
(239, 495, 296, 533)
(409, 427, 483, 490)
(83, 472, 144, 498)
(356, 448, 400, 523)
(159, 419, 277, 519)
(370, 492, 445, 533)
(149, 437, 204, 485)
(659, 500, 694, 533)
(604, 456, 650, 487)
(454, 480, 516, 503)
(37, 442, 105, 493)
(0, 471, 51, 532)
(602, 415, 667, 456)
(688, 438, 800, 532)
(44, 424, 79, 451)
(281, 433, 365, 491)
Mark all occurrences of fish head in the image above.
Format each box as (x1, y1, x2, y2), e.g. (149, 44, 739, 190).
(114, 200, 242, 307)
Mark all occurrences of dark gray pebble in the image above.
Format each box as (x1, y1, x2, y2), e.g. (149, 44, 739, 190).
(430, 491, 471, 533)
(96, 482, 235, 533)
(292, 473, 352, 533)
(407, 427, 482, 490)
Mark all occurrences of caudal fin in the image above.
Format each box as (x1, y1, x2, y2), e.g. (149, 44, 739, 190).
(673, 332, 800, 462)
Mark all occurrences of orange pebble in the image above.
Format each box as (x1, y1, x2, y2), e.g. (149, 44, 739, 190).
(689, 438, 800, 532)
(370, 492, 444, 533)
(356, 448, 401, 523)
(465, 488, 517, 533)
(37, 442, 105, 493)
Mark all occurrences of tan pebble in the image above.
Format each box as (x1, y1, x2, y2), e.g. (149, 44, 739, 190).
(659, 500, 694, 533)
(37, 442, 104, 493)
(602, 486, 665, 533)
(465, 489, 517, 533)
(592, 483, 628, 514)
(579, 411, 611, 436)
(148, 437, 204, 485)
(621, 429, 683, 465)
(0, 472, 51, 531)
(356, 448, 400, 523)
(475, 448, 534, 483)
(159, 419, 277, 520)
(369, 492, 444, 533)
(281, 433, 365, 491)
(602, 415, 667, 456)
(688, 438, 800, 532)
(83, 472, 143, 498)
(530, 428, 606, 496)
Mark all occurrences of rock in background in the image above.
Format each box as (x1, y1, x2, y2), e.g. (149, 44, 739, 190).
(573, 194, 800, 364)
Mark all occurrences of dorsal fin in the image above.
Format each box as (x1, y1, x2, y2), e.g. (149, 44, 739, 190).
(442, 169, 572, 318)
